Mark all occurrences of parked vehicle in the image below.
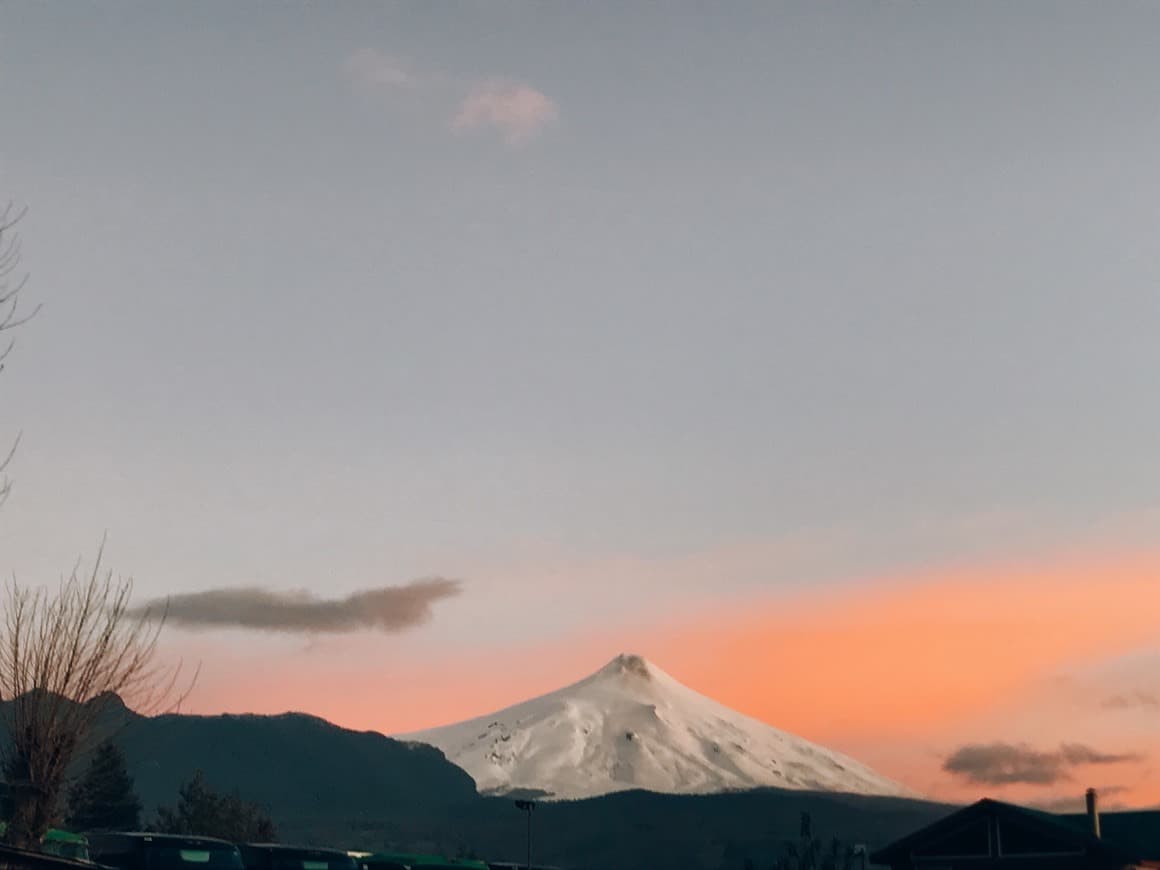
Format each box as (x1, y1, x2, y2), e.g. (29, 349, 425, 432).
(39, 830, 92, 863)
(0, 824, 91, 863)
(358, 853, 487, 870)
(87, 834, 243, 870)
(238, 845, 358, 870)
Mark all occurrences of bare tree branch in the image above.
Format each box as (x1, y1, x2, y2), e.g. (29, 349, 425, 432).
(0, 545, 193, 848)
(0, 202, 38, 507)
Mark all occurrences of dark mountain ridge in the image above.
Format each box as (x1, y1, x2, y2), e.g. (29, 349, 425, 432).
(1, 694, 478, 824)
(2, 694, 954, 869)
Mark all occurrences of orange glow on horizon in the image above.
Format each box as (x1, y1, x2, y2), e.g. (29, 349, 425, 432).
(172, 550, 1160, 807)
(647, 552, 1160, 738)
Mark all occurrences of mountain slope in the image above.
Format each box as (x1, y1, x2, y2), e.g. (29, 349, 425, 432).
(116, 707, 479, 823)
(3, 693, 479, 827)
(2, 690, 952, 868)
(401, 654, 914, 801)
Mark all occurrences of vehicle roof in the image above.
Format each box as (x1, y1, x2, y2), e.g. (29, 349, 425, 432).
(0, 823, 87, 844)
(88, 832, 238, 846)
(243, 845, 353, 856)
(44, 830, 89, 844)
(362, 854, 487, 869)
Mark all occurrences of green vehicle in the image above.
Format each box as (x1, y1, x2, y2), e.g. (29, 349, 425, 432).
(86, 832, 244, 870)
(41, 829, 92, 862)
(0, 823, 91, 862)
(359, 853, 488, 870)
(239, 844, 359, 870)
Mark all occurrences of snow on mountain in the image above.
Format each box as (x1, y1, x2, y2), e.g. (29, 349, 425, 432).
(399, 653, 914, 801)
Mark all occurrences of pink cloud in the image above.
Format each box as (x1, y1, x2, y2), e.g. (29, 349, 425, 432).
(452, 79, 559, 145)
(344, 50, 559, 147)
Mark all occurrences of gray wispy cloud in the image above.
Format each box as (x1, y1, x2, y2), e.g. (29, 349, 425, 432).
(136, 578, 461, 635)
(1032, 786, 1131, 813)
(1103, 690, 1160, 710)
(943, 742, 1142, 786)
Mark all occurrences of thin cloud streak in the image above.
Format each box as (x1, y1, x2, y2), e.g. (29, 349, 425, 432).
(943, 742, 1142, 786)
(1104, 690, 1160, 710)
(138, 578, 461, 635)
(1032, 786, 1131, 813)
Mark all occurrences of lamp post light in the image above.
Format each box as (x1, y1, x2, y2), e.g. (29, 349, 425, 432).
(513, 799, 536, 870)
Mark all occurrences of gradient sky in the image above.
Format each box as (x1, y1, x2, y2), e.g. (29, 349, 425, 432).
(1, 2, 1159, 808)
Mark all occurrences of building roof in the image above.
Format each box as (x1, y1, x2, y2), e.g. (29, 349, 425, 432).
(1058, 810, 1160, 858)
(870, 798, 1160, 866)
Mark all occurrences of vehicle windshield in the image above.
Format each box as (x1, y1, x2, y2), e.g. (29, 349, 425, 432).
(270, 853, 358, 870)
(145, 845, 244, 870)
(41, 840, 91, 862)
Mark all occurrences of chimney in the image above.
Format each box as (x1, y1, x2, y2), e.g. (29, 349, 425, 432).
(1085, 788, 1101, 839)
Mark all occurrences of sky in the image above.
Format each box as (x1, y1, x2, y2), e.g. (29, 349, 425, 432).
(1, 1, 1159, 808)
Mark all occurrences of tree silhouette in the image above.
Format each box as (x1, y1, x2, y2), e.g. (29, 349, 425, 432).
(775, 812, 864, 870)
(67, 740, 142, 832)
(0, 202, 38, 507)
(154, 771, 277, 842)
(0, 555, 187, 848)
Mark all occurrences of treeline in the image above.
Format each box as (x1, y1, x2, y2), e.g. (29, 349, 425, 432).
(769, 811, 868, 870)
(59, 740, 276, 841)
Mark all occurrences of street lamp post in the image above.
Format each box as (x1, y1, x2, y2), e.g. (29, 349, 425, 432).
(513, 800, 536, 870)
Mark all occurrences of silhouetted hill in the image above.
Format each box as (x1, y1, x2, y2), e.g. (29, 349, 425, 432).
(358, 788, 954, 870)
(2, 695, 478, 833)
(116, 710, 479, 825)
(3, 695, 954, 869)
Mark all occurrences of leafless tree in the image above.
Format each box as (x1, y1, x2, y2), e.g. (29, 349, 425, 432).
(0, 546, 188, 848)
(0, 202, 39, 507)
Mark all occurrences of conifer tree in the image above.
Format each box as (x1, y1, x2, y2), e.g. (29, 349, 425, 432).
(67, 740, 142, 832)
(154, 771, 277, 842)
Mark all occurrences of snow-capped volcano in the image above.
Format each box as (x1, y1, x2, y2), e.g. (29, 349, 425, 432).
(400, 653, 913, 801)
